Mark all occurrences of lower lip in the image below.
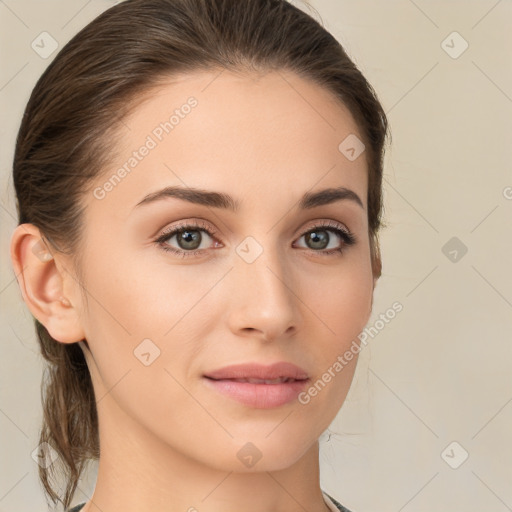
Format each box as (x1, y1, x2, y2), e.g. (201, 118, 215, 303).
(203, 377, 310, 408)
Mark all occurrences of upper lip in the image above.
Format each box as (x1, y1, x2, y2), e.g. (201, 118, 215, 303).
(204, 362, 309, 380)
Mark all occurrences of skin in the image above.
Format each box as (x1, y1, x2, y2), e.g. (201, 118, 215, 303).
(11, 69, 378, 512)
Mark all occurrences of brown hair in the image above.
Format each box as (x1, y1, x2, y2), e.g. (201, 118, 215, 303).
(12, 0, 390, 509)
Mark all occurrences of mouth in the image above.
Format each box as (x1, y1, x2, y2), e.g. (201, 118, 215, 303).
(203, 361, 309, 381)
(206, 376, 305, 384)
(202, 362, 310, 408)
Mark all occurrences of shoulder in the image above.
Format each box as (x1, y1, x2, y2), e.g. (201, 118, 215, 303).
(323, 491, 354, 512)
(67, 503, 86, 512)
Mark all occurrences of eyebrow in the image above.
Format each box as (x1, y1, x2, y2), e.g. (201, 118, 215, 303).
(133, 185, 364, 212)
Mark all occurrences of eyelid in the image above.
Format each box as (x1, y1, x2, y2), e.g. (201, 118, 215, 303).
(155, 218, 350, 240)
(157, 218, 218, 239)
(301, 219, 351, 236)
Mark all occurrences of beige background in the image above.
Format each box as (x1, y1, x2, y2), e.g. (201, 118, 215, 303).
(1, 1, 511, 511)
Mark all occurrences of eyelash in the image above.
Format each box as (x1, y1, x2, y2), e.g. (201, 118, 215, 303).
(154, 219, 357, 259)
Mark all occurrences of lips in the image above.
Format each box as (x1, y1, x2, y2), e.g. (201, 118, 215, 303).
(203, 361, 309, 381)
(202, 362, 310, 408)
(228, 377, 297, 384)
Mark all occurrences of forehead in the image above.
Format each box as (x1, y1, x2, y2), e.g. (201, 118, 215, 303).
(87, 69, 368, 219)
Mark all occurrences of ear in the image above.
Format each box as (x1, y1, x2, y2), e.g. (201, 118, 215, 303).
(10, 223, 86, 344)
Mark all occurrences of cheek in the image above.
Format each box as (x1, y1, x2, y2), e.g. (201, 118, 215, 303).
(81, 248, 203, 335)
(295, 267, 371, 420)
(305, 258, 373, 347)
(77, 252, 209, 427)
(78, 247, 217, 382)
(331, 276, 372, 341)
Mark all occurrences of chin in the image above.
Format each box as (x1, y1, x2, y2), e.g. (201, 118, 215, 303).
(201, 433, 316, 473)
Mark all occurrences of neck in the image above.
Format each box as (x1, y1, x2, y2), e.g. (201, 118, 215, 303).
(78, 396, 330, 512)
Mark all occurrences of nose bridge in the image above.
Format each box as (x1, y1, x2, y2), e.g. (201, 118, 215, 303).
(228, 233, 299, 339)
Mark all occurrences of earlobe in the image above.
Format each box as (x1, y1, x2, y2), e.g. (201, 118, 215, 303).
(10, 224, 86, 344)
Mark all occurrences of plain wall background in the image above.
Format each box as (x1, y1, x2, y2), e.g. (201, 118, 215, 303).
(1, 1, 511, 511)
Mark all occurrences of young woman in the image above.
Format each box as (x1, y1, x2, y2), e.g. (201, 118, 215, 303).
(10, 0, 390, 510)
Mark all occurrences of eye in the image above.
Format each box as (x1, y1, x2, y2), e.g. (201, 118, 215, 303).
(293, 220, 356, 256)
(155, 219, 221, 258)
(154, 219, 356, 259)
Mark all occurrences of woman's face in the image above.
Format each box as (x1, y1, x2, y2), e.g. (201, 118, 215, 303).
(69, 69, 375, 471)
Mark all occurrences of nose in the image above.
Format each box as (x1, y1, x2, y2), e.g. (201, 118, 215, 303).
(226, 243, 300, 343)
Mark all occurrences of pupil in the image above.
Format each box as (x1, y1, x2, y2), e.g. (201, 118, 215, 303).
(179, 229, 201, 249)
(307, 230, 328, 250)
